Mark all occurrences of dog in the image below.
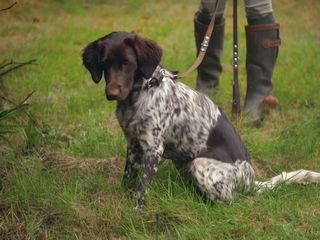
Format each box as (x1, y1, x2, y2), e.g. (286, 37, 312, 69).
(82, 31, 320, 210)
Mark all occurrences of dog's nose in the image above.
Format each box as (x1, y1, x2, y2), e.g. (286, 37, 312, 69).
(106, 86, 121, 100)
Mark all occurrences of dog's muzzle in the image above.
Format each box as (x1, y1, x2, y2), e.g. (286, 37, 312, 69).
(106, 85, 121, 100)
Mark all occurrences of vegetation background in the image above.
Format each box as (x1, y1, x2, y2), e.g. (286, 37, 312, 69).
(0, 0, 319, 239)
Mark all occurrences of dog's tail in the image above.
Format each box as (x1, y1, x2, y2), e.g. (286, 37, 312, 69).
(255, 169, 320, 193)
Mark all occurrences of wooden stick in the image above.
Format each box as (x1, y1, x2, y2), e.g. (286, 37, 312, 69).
(232, 0, 241, 115)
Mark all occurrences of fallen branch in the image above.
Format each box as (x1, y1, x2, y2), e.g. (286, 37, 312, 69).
(0, 1, 17, 12)
(0, 59, 36, 77)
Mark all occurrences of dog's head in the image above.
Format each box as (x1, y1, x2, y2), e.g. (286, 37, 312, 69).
(82, 31, 162, 101)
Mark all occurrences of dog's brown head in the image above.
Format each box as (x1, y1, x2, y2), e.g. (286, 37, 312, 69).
(82, 31, 162, 101)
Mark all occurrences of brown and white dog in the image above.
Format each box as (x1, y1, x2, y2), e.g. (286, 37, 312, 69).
(82, 31, 320, 210)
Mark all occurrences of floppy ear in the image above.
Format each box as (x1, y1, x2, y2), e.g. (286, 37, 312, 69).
(82, 40, 103, 83)
(125, 35, 162, 78)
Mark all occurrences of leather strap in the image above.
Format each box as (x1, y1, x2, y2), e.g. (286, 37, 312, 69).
(175, 0, 220, 79)
(263, 39, 281, 48)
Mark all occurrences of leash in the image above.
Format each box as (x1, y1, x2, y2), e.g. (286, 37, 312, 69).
(172, 0, 241, 115)
(232, 0, 241, 114)
(175, 0, 220, 79)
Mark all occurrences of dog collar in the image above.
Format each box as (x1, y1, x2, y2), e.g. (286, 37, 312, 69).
(145, 66, 176, 89)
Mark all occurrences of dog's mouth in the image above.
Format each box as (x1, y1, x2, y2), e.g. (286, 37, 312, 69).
(106, 94, 118, 101)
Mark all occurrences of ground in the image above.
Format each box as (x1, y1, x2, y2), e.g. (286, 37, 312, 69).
(0, 0, 320, 239)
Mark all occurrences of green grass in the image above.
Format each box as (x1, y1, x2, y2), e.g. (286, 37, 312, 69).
(1, 0, 320, 239)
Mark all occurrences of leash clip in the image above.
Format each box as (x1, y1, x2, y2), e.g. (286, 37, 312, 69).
(159, 68, 176, 80)
(145, 77, 160, 89)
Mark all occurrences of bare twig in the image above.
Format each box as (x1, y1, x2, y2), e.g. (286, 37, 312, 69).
(0, 59, 36, 77)
(18, 90, 35, 105)
(0, 1, 17, 12)
(0, 95, 17, 106)
(0, 61, 14, 69)
(0, 91, 37, 125)
(0, 60, 35, 70)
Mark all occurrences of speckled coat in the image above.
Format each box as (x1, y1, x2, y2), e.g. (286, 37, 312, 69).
(116, 66, 255, 209)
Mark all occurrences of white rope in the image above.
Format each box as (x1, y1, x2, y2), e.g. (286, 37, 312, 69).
(255, 169, 320, 193)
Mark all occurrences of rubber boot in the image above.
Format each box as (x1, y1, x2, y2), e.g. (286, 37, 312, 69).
(194, 12, 225, 91)
(244, 17, 280, 126)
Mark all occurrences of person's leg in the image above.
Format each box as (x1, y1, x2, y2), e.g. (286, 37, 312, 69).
(195, 0, 227, 91)
(244, 0, 280, 126)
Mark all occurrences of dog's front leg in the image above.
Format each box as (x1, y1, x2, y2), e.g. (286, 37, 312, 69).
(122, 141, 143, 190)
(134, 146, 163, 210)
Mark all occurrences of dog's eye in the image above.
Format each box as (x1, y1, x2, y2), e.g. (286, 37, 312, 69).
(122, 59, 130, 65)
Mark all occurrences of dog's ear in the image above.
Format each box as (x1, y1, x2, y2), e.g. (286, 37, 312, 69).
(125, 35, 162, 78)
(82, 40, 103, 83)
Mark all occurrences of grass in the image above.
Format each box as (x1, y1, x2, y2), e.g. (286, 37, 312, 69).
(0, 0, 320, 239)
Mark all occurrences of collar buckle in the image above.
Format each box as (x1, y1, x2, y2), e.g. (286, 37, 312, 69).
(145, 66, 167, 89)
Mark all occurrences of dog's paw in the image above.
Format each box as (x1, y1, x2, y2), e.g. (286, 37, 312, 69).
(134, 192, 145, 211)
